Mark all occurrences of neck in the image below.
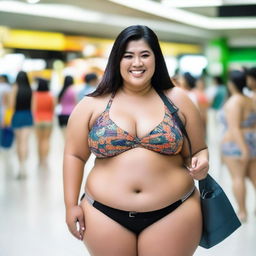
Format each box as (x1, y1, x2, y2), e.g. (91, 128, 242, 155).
(120, 83, 153, 97)
(230, 88, 241, 96)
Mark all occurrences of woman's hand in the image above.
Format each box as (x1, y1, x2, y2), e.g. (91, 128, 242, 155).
(66, 205, 85, 240)
(188, 156, 209, 180)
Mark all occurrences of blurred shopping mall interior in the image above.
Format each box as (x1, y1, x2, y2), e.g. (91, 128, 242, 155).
(1, 0, 256, 255)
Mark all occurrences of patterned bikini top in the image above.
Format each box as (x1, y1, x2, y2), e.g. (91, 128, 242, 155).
(88, 93, 184, 158)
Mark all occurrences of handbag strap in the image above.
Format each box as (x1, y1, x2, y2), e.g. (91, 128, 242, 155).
(157, 91, 192, 160)
(158, 91, 209, 184)
(157, 91, 178, 114)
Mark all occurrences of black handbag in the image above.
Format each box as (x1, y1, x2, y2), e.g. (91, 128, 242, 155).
(158, 91, 241, 249)
(199, 174, 241, 248)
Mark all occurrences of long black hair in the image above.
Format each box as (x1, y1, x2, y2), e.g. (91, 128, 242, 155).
(15, 71, 32, 107)
(36, 78, 49, 92)
(58, 75, 74, 102)
(90, 25, 174, 96)
(246, 67, 256, 80)
(229, 70, 246, 93)
(16, 71, 31, 89)
(183, 72, 196, 89)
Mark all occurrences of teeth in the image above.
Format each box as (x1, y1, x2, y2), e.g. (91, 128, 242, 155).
(131, 70, 144, 74)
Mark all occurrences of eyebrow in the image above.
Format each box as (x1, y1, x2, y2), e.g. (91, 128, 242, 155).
(124, 50, 151, 54)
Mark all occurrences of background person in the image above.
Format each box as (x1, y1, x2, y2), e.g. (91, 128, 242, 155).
(10, 71, 33, 178)
(193, 76, 209, 131)
(32, 78, 55, 169)
(246, 67, 256, 100)
(57, 75, 76, 137)
(210, 76, 228, 111)
(0, 75, 12, 147)
(178, 72, 198, 106)
(220, 70, 256, 222)
(77, 72, 99, 102)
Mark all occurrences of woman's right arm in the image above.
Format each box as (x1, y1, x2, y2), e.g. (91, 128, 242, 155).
(63, 96, 94, 240)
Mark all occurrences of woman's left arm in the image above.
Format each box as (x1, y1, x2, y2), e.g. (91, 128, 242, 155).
(188, 148, 209, 180)
(168, 87, 209, 180)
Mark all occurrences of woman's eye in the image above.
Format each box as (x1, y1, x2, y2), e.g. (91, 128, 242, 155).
(141, 54, 150, 58)
(123, 55, 132, 59)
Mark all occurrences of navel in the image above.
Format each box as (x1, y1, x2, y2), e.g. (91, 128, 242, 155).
(134, 189, 141, 194)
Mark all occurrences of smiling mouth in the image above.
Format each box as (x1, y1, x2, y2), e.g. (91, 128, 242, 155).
(130, 70, 145, 75)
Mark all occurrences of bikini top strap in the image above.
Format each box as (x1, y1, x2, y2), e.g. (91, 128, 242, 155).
(105, 92, 115, 111)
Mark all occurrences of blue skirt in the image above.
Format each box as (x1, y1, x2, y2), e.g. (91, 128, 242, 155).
(12, 110, 33, 129)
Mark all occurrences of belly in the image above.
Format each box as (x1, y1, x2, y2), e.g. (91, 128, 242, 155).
(85, 148, 194, 212)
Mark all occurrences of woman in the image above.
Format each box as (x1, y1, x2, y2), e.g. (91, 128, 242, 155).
(57, 75, 76, 136)
(178, 72, 198, 106)
(245, 67, 256, 215)
(10, 71, 33, 178)
(193, 77, 209, 131)
(32, 78, 55, 169)
(210, 76, 228, 111)
(220, 70, 256, 222)
(63, 25, 209, 256)
(0, 75, 12, 148)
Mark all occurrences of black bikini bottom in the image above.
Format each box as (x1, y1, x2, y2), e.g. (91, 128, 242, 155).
(81, 187, 195, 235)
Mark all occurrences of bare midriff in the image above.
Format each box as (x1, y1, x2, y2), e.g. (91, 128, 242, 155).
(85, 147, 194, 212)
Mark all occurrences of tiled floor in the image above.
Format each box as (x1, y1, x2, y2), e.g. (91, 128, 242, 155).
(0, 116, 255, 256)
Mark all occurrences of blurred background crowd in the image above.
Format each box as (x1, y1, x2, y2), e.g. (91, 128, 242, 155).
(1, 0, 256, 255)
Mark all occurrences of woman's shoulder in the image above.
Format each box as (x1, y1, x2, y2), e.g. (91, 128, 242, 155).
(80, 93, 111, 104)
(164, 87, 195, 109)
(165, 86, 186, 98)
(225, 94, 245, 110)
(227, 94, 245, 104)
(70, 93, 112, 125)
(75, 93, 111, 112)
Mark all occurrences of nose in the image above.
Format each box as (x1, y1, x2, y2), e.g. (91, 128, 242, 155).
(133, 56, 143, 67)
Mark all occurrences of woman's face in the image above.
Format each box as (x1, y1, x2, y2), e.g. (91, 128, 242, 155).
(120, 39, 155, 89)
(246, 76, 256, 91)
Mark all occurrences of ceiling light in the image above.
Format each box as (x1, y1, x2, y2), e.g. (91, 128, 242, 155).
(27, 0, 40, 4)
(161, 0, 222, 8)
(108, 0, 256, 29)
(161, 0, 256, 7)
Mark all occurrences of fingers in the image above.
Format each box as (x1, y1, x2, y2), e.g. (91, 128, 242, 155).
(77, 215, 85, 239)
(67, 220, 83, 240)
(189, 166, 208, 180)
(66, 206, 85, 241)
(191, 157, 198, 168)
(188, 157, 209, 180)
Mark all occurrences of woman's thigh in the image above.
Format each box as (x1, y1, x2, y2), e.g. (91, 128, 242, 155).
(15, 128, 31, 144)
(223, 157, 248, 178)
(137, 190, 202, 256)
(81, 200, 137, 256)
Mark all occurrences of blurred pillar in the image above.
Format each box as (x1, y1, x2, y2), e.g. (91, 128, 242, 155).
(206, 38, 229, 82)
